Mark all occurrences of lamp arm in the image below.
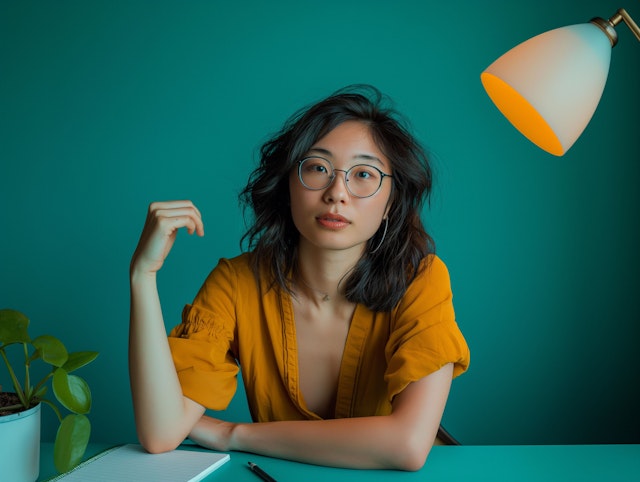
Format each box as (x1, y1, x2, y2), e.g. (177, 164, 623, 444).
(591, 8, 640, 46)
(610, 8, 640, 42)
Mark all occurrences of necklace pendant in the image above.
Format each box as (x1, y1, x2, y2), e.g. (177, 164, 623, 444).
(322, 293, 330, 302)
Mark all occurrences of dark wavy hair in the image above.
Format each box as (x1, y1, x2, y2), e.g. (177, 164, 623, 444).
(240, 85, 434, 312)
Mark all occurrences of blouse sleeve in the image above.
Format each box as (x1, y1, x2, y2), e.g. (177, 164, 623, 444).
(167, 258, 240, 410)
(385, 255, 470, 401)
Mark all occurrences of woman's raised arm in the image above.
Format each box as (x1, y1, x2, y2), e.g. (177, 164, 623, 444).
(129, 200, 207, 453)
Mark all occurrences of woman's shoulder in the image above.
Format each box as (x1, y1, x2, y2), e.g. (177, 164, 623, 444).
(417, 254, 450, 284)
(395, 254, 452, 309)
(193, 252, 259, 305)
(218, 252, 253, 270)
(200, 252, 256, 287)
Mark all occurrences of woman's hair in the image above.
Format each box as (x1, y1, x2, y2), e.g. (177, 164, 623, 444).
(240, 85, 434, 312)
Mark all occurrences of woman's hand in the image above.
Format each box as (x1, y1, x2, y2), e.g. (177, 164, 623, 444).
(130, 200, 204, 277)
(188, 415, 238, 452)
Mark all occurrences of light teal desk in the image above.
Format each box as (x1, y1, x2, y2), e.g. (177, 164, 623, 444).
(40, 443, 640, 481)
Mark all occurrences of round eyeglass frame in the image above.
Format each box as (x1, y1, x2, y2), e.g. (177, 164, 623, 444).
(296, 156, 393, 198)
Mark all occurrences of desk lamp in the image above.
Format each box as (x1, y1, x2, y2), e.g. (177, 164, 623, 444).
(480, 7, 640, 156)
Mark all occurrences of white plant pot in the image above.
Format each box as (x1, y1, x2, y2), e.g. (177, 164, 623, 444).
(0, 402, 41, 482)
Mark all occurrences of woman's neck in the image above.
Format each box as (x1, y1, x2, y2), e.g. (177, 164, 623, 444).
(294, 241, 361, 304)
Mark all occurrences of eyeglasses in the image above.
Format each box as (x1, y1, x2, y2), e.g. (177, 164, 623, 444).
(297, 156, 393, 198)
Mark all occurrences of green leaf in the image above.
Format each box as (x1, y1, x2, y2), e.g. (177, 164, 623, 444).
(52, 369, 92, 414)
(54, 414, 91, 473)
(0, 309, 30, 344)
(32, 335, 68, 367)
(63, 351, 99, 373)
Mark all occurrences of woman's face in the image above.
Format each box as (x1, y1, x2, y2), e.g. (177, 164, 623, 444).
(288, 120, 393, 256)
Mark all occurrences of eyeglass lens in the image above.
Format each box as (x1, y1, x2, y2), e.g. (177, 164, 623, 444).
(298, 157, 386, 198)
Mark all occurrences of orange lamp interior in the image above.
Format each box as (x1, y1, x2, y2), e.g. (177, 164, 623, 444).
(481, 72, 564, 156)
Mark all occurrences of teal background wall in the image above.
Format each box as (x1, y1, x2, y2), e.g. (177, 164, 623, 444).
(1, 0, 638, 445)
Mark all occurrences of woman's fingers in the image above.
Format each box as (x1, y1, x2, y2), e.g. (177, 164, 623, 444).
(148, 200, 204, 236)
(132, 200, 205, 275)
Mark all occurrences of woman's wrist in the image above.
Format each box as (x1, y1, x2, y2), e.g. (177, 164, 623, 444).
(129, 263, 158, 285)
(227, 421, 245, 452)
(189, 416, 242, 452)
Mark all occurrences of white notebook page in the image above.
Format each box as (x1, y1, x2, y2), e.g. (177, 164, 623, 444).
(51, 444, 230, 481)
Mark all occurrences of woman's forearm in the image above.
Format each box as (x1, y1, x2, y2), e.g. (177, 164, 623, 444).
(129, 271, 204, 452)
(230, 414, 429, 471)
(189, 365, 452, 471)
(189, 412, 433, 471)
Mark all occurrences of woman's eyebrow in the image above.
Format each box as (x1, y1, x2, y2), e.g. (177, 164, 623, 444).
(307, 147, 332, 156)
(354, 153, 384, 165)
(307, 147, 384, 165)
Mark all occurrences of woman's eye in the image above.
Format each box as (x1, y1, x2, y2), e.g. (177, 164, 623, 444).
(302, 157, 331, 174)
(352, 167, 379, 181)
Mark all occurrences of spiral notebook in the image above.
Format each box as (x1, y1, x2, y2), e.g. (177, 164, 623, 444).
(49, 444, 230, 481)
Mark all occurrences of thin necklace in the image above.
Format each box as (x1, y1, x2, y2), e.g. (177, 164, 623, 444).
(297, 276, 331, 302)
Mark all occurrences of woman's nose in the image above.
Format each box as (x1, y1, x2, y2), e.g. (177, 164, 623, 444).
(323, 170, 350, 202)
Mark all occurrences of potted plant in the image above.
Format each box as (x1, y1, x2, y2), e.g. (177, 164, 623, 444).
(0, 308, 98, 481)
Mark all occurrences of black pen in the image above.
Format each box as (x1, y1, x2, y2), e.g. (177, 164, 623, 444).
(248, 461, 278, 482)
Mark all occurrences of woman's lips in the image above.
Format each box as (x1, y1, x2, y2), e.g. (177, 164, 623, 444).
(316, 213, 350, 229)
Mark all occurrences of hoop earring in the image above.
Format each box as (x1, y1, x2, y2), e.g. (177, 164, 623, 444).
(370, 218, 388, 254)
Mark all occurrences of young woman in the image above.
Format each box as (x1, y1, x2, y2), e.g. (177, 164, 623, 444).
(129, 85, 469, 471)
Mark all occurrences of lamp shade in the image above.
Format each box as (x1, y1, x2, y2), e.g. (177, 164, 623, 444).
(481, 22, 612, 156)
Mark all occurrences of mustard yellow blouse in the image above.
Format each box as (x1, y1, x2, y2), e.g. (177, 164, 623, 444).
(168, 253, 469, 421)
